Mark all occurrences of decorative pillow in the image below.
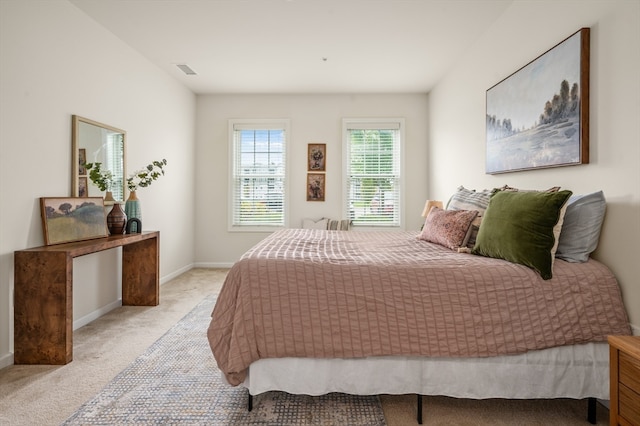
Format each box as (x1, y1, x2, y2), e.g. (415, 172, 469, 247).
(446, 186, 494, 215)
(472, 190, 572, 280)
(501, 186, 566, 254)
(556, 190, 606, 263)
(301, 218, 329, 230)
(446, 186, 495, 248)
(419, 207, 479, 250)
(551, 201, 569, 261)
(327, 219, 351, 231)
(465, 216, 483, 248)
(499, 185, 561, 193)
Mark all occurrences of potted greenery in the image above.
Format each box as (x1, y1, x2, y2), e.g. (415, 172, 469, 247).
(126, 159, 168, 194)
(124, 159, 167, 233)
(84, 162, 115, 202)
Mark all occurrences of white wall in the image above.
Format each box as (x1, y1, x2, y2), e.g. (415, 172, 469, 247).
(0, 0, 196, 367)
(1, 0, 636, 370)
(428, 0, 640, 330)
(194, 94, 429, 265)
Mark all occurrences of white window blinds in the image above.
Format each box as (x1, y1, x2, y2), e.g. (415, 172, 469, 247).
(343, 119, 403, 227)
(230, 120, 288, 229)
(105, 132, 124, 201)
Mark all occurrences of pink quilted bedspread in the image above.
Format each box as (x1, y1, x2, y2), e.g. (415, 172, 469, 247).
(207, 229, 631, 386)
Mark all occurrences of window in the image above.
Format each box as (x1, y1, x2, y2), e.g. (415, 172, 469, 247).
(343, 119, 404, 227)
(105, 132, 124, 202)
(229, 119, 289, 230)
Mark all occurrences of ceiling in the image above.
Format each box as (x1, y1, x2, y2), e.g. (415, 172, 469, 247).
(69, 0, 512, 95)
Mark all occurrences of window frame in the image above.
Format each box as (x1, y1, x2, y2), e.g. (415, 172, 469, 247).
(228, 118, 290, 232)
(342, 118, 405, 228)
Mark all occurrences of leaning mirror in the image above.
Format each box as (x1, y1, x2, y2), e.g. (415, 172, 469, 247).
(72, 115, 126, 203)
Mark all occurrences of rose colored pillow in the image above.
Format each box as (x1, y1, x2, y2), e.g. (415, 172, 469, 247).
(419, 207, 479, 250)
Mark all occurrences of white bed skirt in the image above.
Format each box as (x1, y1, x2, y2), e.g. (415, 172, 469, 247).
(241, 342, 609, 400)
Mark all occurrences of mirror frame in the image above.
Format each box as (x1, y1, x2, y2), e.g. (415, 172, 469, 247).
(71, 115, 126, 203)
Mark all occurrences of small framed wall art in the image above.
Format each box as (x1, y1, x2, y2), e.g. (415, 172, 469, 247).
(307, 173, 325, 202)
(308, 143, 326, 172)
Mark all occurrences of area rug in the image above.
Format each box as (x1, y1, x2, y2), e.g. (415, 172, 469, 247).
(62, 294, 386, 425)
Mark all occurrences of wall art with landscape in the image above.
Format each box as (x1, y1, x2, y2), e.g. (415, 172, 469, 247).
(486, 28, 589, 174)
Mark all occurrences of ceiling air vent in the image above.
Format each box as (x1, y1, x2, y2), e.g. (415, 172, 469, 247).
(176, 64, 197, 75)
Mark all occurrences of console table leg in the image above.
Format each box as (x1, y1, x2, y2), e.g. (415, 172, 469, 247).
(14, 251, 73, 364)
(122, 236, 159, 306)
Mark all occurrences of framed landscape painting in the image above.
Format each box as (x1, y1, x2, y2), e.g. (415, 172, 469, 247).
(486, 28, 589, 174)
(40, 197, 108, 245)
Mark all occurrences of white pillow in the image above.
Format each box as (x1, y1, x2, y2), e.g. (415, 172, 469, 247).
(301, 218, 328, 230)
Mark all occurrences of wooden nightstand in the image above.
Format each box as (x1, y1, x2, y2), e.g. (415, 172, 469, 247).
(609, 335, 640, 426)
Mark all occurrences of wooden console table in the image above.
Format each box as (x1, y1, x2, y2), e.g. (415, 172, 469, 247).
(14, 231, 159, 365)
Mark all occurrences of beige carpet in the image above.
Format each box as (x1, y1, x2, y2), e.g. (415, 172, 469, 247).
(61, 293, 385, 425)
(0, 268, 609, 425)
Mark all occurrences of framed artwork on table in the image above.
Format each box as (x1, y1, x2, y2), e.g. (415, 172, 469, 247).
(308, 143, 326, 172)
(486, 28, 589, 174)
(40, 197, 108, 245)
(78, 176, 88, 197)
(78, 148, 87, 176)
(307, 173, 325, 202)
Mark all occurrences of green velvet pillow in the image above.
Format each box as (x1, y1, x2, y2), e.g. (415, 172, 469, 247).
(472, 190, 572, 280)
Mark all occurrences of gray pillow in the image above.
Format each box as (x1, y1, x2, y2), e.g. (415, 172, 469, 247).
(446, 186, 493, 215)
(556, 191, 606, 263)
(446, 186, 494, 248)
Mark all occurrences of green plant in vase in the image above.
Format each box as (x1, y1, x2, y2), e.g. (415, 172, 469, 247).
(125, 159, 167, 233)
(85, 162, 115, 201)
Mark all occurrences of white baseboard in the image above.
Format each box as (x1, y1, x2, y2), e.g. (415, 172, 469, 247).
(69, 264, 193, 330)
(194, 262, 234, 268)
(0, 352, 14, 370)
(631, 323, 640, 336)
(73, 299, 122, 330)
(160, 263, 193, 285)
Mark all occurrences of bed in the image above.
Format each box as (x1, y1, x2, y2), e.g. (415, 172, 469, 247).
(207, 188, 632, 423)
